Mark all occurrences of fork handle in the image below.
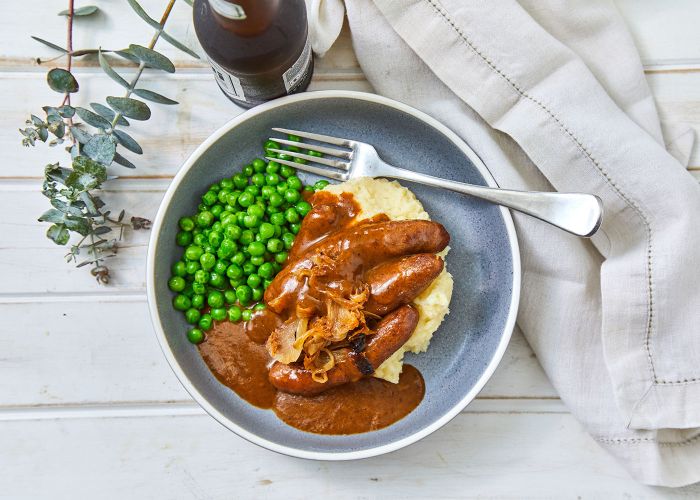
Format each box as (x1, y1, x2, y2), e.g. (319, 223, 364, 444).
(390, 170, 603, 237)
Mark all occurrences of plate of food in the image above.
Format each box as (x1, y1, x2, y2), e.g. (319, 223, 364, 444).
(146, 90, 520, 459)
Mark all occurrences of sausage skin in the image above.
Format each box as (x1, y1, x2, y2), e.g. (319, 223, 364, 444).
(268, 305, 419, 395)
(364, 254, 444, 316)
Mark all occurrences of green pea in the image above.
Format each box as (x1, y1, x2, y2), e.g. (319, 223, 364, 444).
(237, 192, 254, 208)
(176, 231, 192, 247)
(266, 161, 280, 174)
(193, 233, 206, 246)
(287, 176, 303, 191)
(254, 303, 267, 311)
(236, 285, 253, 305)
(208, 183, 221, 192)
(198, 314, 213, 331)
(200, 252, 216, 270)
(265, 173, 280, 186)
(295, 201, 312, 217)
(186, 261, 201, 275)
(263, 279, 273, 289)
(282, 233, 295, 250)
(173, 294, 191, 311)
(247, 241, 266, 257)
(273, 225, 282, 237)
(217, 190, 229, 205)
(196, 211, 214, 228)
(269, 213, 285, 226)
(251, 173, 266, 186)
(250, 255, 265, 266)
(192, 282, 206, 295)
(253, 158, 267, 172)
(269, 192, 284, 208)
(304, 185, 314, 193)
(290, 222, 301, 234)
(230, 277, 246, 288)
(207, 290, 224, 308)
(244, 185, 260, 196)
(284, 190, 301, 204)
(224, 290, 237, 304)
(172, 261, 187, 277)
(187, 328, 205, 344)
(276, 182, 288, 195)
(242, 262, 256, 276)
(255, 223, 272, 241)
(241, 309, 252, 322)
(217, 239, 237, 259)
(226, 191, 240, 206)
(197, 203, 206, 212)
(284, 208, 300, 224)
(179, 216, 195, 232)
(211, 204, 224, 218)
(181, 283, 194, 298)
(202, 190, 217, 206)
(280, 165, 296, 178)
(307, 149, 323, 157)
(224, 224, 242, 241)
(208, 231, 223, 249)
(226, 263, 244, 279)
(258, 262, 275, 279)
(185, 308, 201, 325)
(191, 294, 205, 309)
(251, 287, 264, 301)
(233, 173, 248, 190)
(203, 245, 215, 255)
(236, 212, 246, 226)
(248, 204, 265, 218)
(168, 276, 186, 292)
(242, 214, 259, 229)
(272, 262, 282, 273)
(194, 269, 210, 284)
(185, 245, 203, 261)
(220, 178, 234, 190)
(209, 272, 226, 289)
(210, 308, 227, 321)
(231, 252, 246, 266)
(214, 260, 228, 275)
(293, 156, 307, 164)
(266, 238, 283, 254)
(275, 252, 288, 266)
(228, 306, 242, 322)
(240, 230, 255, 245)
(247, 274, 262, 288)
(243, 164, 254, 176)
(260, 185, 274, 199)
(314, 180, 329, 190)
(277, 153, 293, 162)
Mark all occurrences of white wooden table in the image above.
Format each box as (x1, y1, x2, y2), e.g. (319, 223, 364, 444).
(1, 1, 699, 498)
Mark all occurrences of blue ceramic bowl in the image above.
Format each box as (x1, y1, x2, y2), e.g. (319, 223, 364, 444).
(147, 91, 520, 459)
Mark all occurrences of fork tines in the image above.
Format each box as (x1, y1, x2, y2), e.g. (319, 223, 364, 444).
(267, 127, 353, 181)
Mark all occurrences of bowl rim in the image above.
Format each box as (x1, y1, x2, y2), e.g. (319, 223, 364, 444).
(146, 89, 521, 461)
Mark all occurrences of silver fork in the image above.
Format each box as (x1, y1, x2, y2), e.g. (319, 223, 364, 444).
(267, 127, 603, 237)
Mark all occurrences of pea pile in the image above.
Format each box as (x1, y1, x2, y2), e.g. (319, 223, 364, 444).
(168, 135, 330, 344)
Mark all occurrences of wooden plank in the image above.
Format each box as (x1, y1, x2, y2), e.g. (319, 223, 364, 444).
(1, 412, 698, 499)
(0, 299, 555, 407)
(2, 0, 698, 70)
(1, 70, 696, 179)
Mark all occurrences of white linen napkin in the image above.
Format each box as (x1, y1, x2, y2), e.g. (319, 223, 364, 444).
(307, 0, 700, 487)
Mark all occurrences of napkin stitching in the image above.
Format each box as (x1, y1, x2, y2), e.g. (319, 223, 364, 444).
(596, 432, 700, 447)
(422, 0, 700, 385)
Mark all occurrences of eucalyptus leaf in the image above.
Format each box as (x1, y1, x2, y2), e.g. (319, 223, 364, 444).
(93, 226, 112, 235)
(80, 191, 99, 215)
(51, 198, 84, 217)
(75, 107, 112, 129)
(30, 36, 67, 53)
(126, 0, 161, 29)
(70, 125, 92, 145)
(47, 68, 79, 93)
(106, 96, 151, 120)
(128, 44, 175, 73)
(70, 48, 103, 57)
(59, 5, 99, 16)
(62, 216, 91, 236)
(38, 127, 49, 142)
(30, 115, 43, 126)
(113, 152, 136, 169)
(47, 119, 66, 138)
(160, 31, 200, 59)
(45, 164, 72, 184)
(83, 135, 117, 165)
(90, 103, 129, 126)
(98, 49, 130, 88)
(57, 105, 75, 118)
(47, 224, 70, 245)
(113, 129, 143, 154)
(38, 208, 66, 224)
(114, 48, 143, 66)
(67, 156, 108, 190)
(132, 88, 178, 105)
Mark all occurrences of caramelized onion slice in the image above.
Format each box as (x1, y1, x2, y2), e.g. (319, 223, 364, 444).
(266, 318, 303, 364)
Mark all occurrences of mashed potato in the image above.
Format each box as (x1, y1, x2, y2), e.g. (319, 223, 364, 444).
(324, 178, 453, 383)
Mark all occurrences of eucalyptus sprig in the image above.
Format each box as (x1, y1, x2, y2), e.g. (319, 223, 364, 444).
(19, 0, 198, 283)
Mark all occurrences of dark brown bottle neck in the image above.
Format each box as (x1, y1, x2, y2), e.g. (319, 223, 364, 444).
(208, 0, 281, 37)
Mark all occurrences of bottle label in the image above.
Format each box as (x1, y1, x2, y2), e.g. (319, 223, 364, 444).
(283, 36, 312, 93)
(207, 56, 247, 102)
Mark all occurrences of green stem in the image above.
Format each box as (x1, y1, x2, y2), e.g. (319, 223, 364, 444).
(109, 0, 177, 130)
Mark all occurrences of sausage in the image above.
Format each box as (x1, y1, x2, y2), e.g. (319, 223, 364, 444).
(364, 254, 444, 316)
(268, 305, 419, 395)
(265, 220, 449, 314)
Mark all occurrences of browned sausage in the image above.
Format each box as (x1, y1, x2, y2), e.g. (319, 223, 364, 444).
(265, 220, 449, 314)
(364, 254, 444, 316)
(268, 304, 419, 395)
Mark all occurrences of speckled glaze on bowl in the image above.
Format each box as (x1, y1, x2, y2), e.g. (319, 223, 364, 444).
(146, 90, 520, 460)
